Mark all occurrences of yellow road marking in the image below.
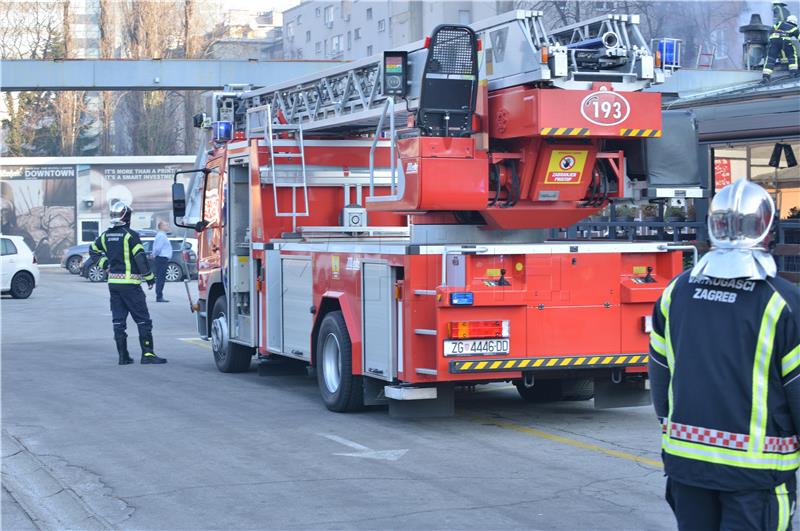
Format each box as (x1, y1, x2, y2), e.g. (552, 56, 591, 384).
(179, 338, 211, 350)
(463, 414, 663, 469)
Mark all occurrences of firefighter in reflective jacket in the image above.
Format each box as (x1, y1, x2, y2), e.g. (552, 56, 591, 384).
(90, 201, 167, 365)
(763, 11, 799, 82)
(649, 180, 800, 530)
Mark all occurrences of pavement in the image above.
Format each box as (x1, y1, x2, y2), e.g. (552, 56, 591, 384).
(0, 269, 755, 530)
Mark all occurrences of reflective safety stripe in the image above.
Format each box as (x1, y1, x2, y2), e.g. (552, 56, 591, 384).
(131, 243, 144, 255)
(108, 278, 141, 285)
(98, 257, 107, 268)
(650, 331, 666, 356)
(91, 242, 101, 252)
(662, 436, 800, 470)
(660, 280, 677, 422)
(101, 233, 107, 252)
(776, 483, 789, 531)
(782, 345, 800, 378)
(123, 232, 131, 279)
(143, 273, 154, 281)
(749, 292, 786, 453)
(668, 421, 798, 453)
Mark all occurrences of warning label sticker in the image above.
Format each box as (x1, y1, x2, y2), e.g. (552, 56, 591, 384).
(544, 150, 589, 185)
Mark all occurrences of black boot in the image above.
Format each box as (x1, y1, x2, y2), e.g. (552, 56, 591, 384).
(116, 337, 134, 365)
(139, 333, 167, 364)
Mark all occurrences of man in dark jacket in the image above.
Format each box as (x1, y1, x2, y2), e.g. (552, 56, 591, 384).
(90, 201, 167, 365)
(650, 179, 800, 530)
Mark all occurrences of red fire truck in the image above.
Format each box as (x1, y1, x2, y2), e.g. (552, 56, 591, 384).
(173, 11, 696, 415)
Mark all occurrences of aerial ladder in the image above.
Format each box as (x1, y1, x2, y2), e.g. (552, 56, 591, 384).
(175, 11, 699, 415)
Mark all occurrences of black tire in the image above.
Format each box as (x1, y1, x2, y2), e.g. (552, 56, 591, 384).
(9, 272, 34, 299)
(66, 255, 82, 274)
(316, 311, 363, 412)
(87, 264, 107, 282)
(515, 379, 563, 403)
(165, 262, 183, 282)
(210, 297, 253, 373)
(561, 378, 594, 401)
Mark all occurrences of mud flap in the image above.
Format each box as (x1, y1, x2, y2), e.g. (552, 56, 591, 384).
(594, 377, 651, 409)
(388, 384, 455, 418)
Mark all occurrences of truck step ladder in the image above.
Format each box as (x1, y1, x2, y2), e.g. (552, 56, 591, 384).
(249, 104, 310, 231)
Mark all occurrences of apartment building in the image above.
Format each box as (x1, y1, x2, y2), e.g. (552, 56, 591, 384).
(282, 1, 509, 60)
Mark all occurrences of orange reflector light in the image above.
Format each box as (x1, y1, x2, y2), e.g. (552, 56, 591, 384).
(424, 36, 431, 49)
(655, 50, 662, 68)
(541, 46, 549, 63)
(477, 38, 482, 52)
(448, 320, 509, 339)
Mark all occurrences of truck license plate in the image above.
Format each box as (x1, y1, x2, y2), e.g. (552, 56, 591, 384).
(444, 339, 510, 356)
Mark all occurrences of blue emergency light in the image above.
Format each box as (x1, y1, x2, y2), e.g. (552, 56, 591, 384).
(450, 292, 474, 305)
(212, 121, 233, 142)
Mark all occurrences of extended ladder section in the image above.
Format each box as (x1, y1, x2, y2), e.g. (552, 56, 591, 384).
(248, 104, 309, 231)
(214, 10, 662, 136)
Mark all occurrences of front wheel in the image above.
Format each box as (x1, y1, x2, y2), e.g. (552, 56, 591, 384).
(10, 272, 34, 299)
(87, 264, 107, 282)
(210, 297, 253, 373)
(165, 262, 183, 282)
(316, 311, 362, 412)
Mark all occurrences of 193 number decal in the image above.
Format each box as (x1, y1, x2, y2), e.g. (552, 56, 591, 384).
(580, 90, 630, 126)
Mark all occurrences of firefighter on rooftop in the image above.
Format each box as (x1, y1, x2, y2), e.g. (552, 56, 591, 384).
(649, 179, 800, 530)
(89, 200, 167, 365)
(763, 1, 799, 82)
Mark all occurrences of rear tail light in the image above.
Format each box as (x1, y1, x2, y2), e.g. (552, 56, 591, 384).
(448, 320, 509, 339)
(541, 46, 549, 63)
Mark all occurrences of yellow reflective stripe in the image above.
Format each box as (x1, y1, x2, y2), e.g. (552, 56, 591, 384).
(661, 280, 677, 423)
(101, 234, 107, 252)
(663, 436, 800, 470)
(131, 243, 144, 255)
(781, 344, 800, 378)
(143, 273, 154, 281)
(749, 293, 786, 452)
(108, 278, 141, 285)
(98, 257, 107, 268)
(123, 232, 131, 279)
(91, 242, 101, 252)
(650, 331, 666, 356)
(776, 483, 789, 531)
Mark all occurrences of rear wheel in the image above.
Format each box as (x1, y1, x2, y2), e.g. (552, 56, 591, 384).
(66, 255, 82, 274)
(316, 311, 362, 412)
(515, 378, 594, 402)
(210, 296, 253, 373)
(165, 262, 183, 282)
(10, 272, 34, 299)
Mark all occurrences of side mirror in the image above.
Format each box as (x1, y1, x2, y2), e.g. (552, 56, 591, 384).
(172, 183, 186, 218)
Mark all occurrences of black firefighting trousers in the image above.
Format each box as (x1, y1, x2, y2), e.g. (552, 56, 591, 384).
(666, 477, 796, 531)
(109, 283, 152, 340)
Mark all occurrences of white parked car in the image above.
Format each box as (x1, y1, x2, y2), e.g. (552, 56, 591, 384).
(1, 235, 40, 299)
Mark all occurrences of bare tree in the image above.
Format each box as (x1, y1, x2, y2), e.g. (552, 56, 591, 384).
(98, 0, 123, 155)
(53, 0, 88, 156)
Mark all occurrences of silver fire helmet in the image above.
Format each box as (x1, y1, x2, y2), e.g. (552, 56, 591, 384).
(110, 200, 132, 227)
(691, 179, 777, 280)
(708, 179, 774, 250)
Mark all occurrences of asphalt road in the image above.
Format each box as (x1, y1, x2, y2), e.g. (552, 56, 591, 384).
(1, 269, 704, 530)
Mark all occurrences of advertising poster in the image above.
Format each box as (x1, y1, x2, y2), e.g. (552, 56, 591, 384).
(0, 165, 77, 264)
(80, 163, 192, 232)
(714, 158, 732, 191)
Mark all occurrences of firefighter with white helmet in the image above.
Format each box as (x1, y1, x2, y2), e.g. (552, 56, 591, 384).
(650, 179, 800, 529)
(764, 3, 799, 82)
(89, 200, 167, 365)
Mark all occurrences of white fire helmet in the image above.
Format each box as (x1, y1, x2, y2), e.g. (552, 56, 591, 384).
(110, 200, 132, 227)
(788, 15, 798, 25)
(691, 179, 777, 280)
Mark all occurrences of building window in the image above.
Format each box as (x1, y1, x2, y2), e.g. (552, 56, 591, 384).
(378, 19, 385, 32)
(366, 7, 372, 20)
(458, 10, 471, 24)
(354, 27, 361, 40)
(315, 41, 322, 55)
(367, 45, 373, 56)
(347, 30, 352, 50)
(306, 30, 311, 42)
(331, 34, 343, 54)
(296, 14, 302, 25)
(324, 5, 334, 26)
(286, 22, 294, 39)
(315, 7, 321, 16)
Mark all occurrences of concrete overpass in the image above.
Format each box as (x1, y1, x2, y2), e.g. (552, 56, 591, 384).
(0, 59, 338, 91)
